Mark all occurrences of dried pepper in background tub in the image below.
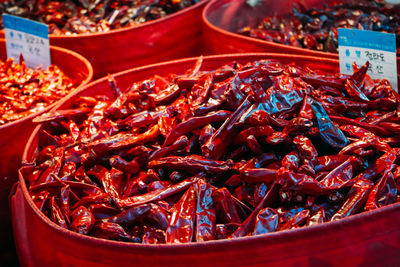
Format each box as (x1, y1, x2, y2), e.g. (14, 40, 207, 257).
(0, 58, 73, 125)
(0, 0, 201, 35)
(26, 57, 400, 243)
(239, 0, 400, 55)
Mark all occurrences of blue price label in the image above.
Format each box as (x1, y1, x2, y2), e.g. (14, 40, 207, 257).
(338, 28, 397, 91)
(3, 14, 51, 68)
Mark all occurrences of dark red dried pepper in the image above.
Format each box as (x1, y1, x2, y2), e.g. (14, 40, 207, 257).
(25, 58, 400, 245)
(239, 0, 400, 56)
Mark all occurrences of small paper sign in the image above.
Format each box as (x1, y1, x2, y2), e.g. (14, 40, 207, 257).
(3, 14, 51, 68)
(338, 28, 398, 91)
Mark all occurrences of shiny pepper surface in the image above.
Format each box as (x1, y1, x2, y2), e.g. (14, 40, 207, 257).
(26, 57, 400, 244)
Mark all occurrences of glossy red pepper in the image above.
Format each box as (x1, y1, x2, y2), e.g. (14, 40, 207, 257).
(165, 186, 196, 243)
(365, 170, 398, 211)
(213, 188, 241, 225)
(118, 176, 200, 209)
(94, 222, 139, 242)
(194, 179, 216, 242)
(70, 206, 95, 235)
(252, 207, 279, 235)
(50, 196, 68, 229)
(25, 58, 400, 244)
(102, 204, 152, 225)
(331, 179, 374, 221)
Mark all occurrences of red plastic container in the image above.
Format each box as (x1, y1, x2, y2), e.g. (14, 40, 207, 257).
(1, 1, 209, 79)
(202, 0, 400, 78)
(0, 39, 93, 265)
(12, 54, 400, 266)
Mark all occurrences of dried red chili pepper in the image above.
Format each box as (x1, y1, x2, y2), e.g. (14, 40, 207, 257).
(252, 207, 279, 235)
(331, 179, 374, 221)
(213, 187, 241, 225)
(70, 206, 95, 235)
(166, 185, 196, 243)
(102, 204, 152, 225)
(239, 0, 400, 56)
(0, 0, 201, 35)
(0, 58, 73, 126)
(25, 58, 400, 244)
(194, 179, 216, 242)
(49, 196, 68, 229)
(364, 170, 398, 211)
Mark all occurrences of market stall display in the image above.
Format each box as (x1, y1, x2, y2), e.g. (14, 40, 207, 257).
(1, 0, 209, 78)
(202, 0, 400, 75)
(238, 0, 400, 55)
(0, 59, 74, 125)
(0, 39, 92, 264)
(12, 54, 400, 266)
(0, 0, 200, 35)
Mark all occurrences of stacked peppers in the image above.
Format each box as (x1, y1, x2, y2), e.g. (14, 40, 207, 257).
(0, 0, 200, 35)
(0, 58, 73, 125)
(239, 0, 400, 55)
(25, 58, 400, 244)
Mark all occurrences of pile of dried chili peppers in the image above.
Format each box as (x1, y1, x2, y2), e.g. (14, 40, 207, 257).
(0, 58, 73, 125)
(0, 0, 200, 35)
(25, 57, 400, 244)
(239, 0, 400, 55)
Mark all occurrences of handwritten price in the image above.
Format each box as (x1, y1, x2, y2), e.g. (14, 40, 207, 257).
(24, 33, 45, 45)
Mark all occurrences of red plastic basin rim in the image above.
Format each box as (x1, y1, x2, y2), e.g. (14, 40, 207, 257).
(0, 1, 209, 40)
(18, 52, 400, 250)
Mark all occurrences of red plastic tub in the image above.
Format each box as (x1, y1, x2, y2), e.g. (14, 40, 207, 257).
(12, 54, 400, 266)
(0, 39, 92, 265)
(1, 1, 209, 79)
(202, 0, 400, 77)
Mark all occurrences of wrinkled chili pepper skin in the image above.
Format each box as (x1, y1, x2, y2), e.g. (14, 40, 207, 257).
(0, 1, 200, 35)
(365, 170, 398, 211)
(102, 204, 152, 225)
(94, 222, 139, 242)
(70, 206, 95, 235)
(144, 204, 170, 230)
(331, 179, 374, 221)
(118, 176, 199, 209)
(50, 197, 68, 229)
(213, 188, 241, 224)
(240, 168, 277, 184)
(309, 97, 349, 148)
(202, 96, 253, 160)
(25, 58, 400, 244)
(292, 135, 318, 160)
(148, 155, 232, 174)
(252, 208, 279, 235)
(306, 206, 325, 226)
(31, 191, 50, 211)
(232, 183, 280, 238)
(166, 186, 196, 244)
(195, 180, 216, 242)
(164, 110, 231, 146)
(279, 210, 310, 230)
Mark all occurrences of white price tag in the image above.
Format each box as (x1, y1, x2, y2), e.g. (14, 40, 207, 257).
(3, 14, 51, 68)
(338, 28, 397, 91)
